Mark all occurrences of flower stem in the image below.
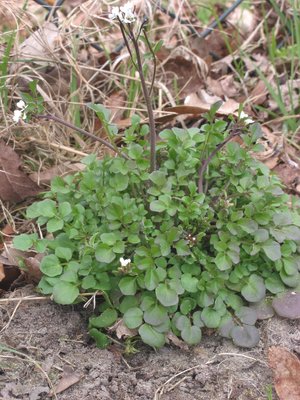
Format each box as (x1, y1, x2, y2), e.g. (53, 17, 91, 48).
(128, 27, 157, 172)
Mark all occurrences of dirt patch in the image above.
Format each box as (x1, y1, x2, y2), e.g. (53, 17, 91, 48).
(0, 285, 299, 400)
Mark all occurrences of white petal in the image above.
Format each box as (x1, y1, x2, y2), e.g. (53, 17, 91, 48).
(17, 100, 26, 109)
(13, 109, 22, 122)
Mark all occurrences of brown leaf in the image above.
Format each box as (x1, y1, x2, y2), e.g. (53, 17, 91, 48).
(0, 263, 5, 282)
(268, 346, 300, 400)
(53, 366, 82, 395)
(184, 92, 240, 115)
(24, 256, 42, 283)
(108, 319, 137, 339)
(166, 332, 188, 350)
(249, 81, 268, 105)
(0, 141, 40, 202)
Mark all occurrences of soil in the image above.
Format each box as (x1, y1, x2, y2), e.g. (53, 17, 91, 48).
(0, 285, 299, 400)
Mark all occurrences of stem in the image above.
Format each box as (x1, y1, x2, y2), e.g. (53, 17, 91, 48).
(128, 27, 157, 172)
(36, 114, 129, 159)
(198, 130, 240, 193)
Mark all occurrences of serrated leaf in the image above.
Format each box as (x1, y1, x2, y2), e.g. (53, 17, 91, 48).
(52, 281, 79, 304)
(149, 200, 166, 212)
(138, 324, 165, 348)
(149, 171, 167, 186)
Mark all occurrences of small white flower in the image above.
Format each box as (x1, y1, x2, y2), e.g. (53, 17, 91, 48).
(120, 257, 131, 267)
(240, 111, 254, 125)
(13, 100, 28, 123)
(13, 109, 23, 122)
(16, 100, 26, 109)
(109, 2, 136, 23)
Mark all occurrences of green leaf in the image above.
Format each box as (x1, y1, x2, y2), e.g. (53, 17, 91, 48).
(37, 199, 57, 218)
(156, 283, 178, 307)
(55, 247, 73, 261)
(89, 328, 110, 349)
(52, 281, 79, 304)
(181, 325, 202, 345)
(119, 296, 139, 313)
(174, 240, 190, 256)
(95, 244, 116, 264)
(13, 234, 36, 251)
(110, 174, 129, 191)
(262, 240, 281, 261)
(100, 233, 119, 246)
(46, 218, 64, 233)
(239, 219, 258, 234)
(123, 307, 143, 329)
(181, 274, 198, 293)
(235, 306, 257, 325)
(273, 212, 292, 226)
(149, 171, 167, 186)
(119, 276, 137, 295)
(58, 202, 72, 218)
(82, 275, 97, 290)
(128, 144, 143, 159)
(90, 308, 118, 328)
(143, 303, 168, 326)
(231, 325, 260, 348)
(241, 274, 266, 302)
(138, 324, 165, 348)
(149, 200, 166, 212)
(201, 308, 221, 328)
(40, 255, 62, 277)
(144, 268, 160, 291)
(265, 275, 285, 294)
(215, 253, 232, 271)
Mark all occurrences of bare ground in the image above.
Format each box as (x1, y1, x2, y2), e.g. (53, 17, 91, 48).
(0, 285, 299, 400)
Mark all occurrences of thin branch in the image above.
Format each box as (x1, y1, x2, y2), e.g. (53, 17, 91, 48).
(36, 114, 129, 159)
(198, 130, 241, 193)
(128, 26, 157, 171)
(142, 28, 156, 96)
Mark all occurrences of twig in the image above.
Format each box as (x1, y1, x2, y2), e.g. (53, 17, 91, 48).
(198, 130, 241, 193)
(36, 114, 129, 159)
(128, 26, 157, 171)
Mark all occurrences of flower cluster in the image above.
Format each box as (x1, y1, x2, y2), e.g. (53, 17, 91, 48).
(239, 111, 254, 125)
(13, 100, 27, 123)
(109, 2, 136, 23)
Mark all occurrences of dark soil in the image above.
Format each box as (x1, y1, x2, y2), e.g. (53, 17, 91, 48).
(1, 285, 299, 400)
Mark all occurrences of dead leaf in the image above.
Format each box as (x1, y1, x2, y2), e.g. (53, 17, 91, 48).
(0, 141, 40, 203)
(52, 366, 82, 395)
(13, 22, 59, 66)
(268, 346, 300, 400)
(185, 92, 240, 115)
(0, 263, 5, 282)
(108, 319, 137, 339)
(24, 256, 42, 283)
(249, 81, 268, 105)
(166, 332, 188, 350)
